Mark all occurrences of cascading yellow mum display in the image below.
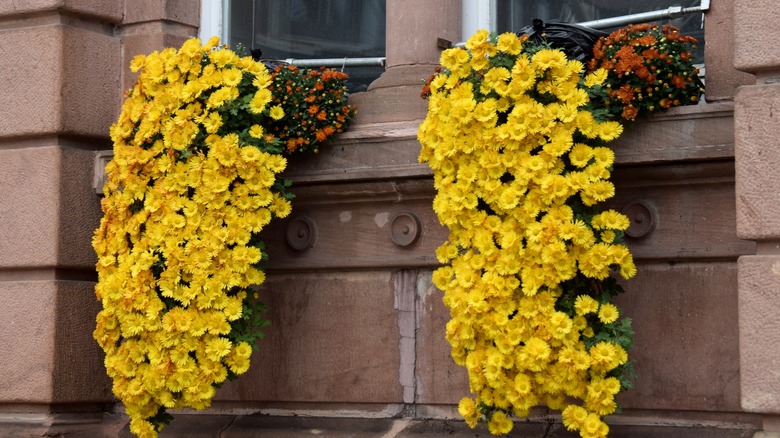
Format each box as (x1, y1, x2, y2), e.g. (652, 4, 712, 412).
(418, 30, 637, 438)
(92, 37, 291, 438)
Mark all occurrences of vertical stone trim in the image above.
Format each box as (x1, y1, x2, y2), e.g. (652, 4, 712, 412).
(702, 0, 754, 101)
(734, 0, 780, 431)
(0, 1, 123, 435)
(350, 0, 461, 124)
(117, 0, 201, 92)
(394, 269, 418, 404)
(385, 0, 461, 68)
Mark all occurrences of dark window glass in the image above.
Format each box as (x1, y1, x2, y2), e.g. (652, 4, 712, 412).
(495, 0, 705, 63)
(227, 0, 386, 92)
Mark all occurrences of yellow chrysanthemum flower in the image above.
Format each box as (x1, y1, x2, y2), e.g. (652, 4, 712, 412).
(487, 411, 514, 435)
(597, 303, 620, 324)
(458, 397, 479, 429)
(248, 124, 264, 138)
(496, 32, 522, 55)
(269, 105, 285, 120)
(418, 30, 634, 438)
(249, 88, 272, 113)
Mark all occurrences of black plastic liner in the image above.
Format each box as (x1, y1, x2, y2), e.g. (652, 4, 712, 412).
(518, 18, 608, 64)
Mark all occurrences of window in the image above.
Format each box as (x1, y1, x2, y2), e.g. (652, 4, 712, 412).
(494, 0, 705, 62)
(222, 0, 386, 92)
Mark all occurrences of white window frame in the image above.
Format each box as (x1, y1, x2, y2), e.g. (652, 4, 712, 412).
(198, 0, 385, 68)
(199, 0, 228, 42)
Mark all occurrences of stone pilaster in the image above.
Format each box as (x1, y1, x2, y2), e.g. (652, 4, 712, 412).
(349, 0, 461, 124)
(0, 1, 201, 435)
(734, 0, 780, 433)
(0, 0, 123, 435)
(118, 0, 201, 91)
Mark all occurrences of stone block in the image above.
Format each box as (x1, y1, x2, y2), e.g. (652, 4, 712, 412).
(284, 130, 429, 184)
(615, 261, 742, 411)
(0, 280, 110, 404)
(397, 419, 549, 437)
(735, 84, 780, 239)
(703, 0, 754, 101)
(734, 0, 780, 73)
(386, 0, 460, 68)
(61, 25, 120, 138)
(118, 414, 760, 437)
(608, 161, 755, 261)
(0, 0, 122, 22)
(0, 281, 57, 403)
(0, 146, 102, 270)
(259, 184, 445, 271)
(57, 147, 103, 270)
(123, 0, 201, 27)
(415, 271, 470, 405)
(0, 412, 126, 438)
(612, 103, 737, 163)
(349, 83, 429, 125)
(547, 422, 756, 438)
(119, 415, 234, 438)
(51, 280, 112, 403)
(739, 255, 780, 413)
(223, 416, 398, 438)
(0, 23, 120, 139)
(217, 271, 404, 403)
(0, 26, 61, 138)
(0, 146, 61, 268)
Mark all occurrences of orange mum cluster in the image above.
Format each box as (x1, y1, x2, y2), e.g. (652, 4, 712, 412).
(588, 24, 704, 121)
(267, 65, 357, 153)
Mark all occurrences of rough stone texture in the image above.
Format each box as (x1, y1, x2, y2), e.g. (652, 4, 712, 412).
(349, 66, 431, 125)
(611, 103, 737, 164)
(223, 416, 400, 438)
(0, 22, 119, 139)
(734, 0, 780, 73)
(765, 415, 780, 432)
(113, 414, 759, 437)
(415, 271, 470, 405)
(739, 255, 780, 413)
(349, 84, 429, 125)
(0, 280, 110, 404)
(616, 262, 742, 411)
(61, 25, 120, 138)
(347, 0, 459, 126)
(0, 146, 61, 268)
(52, 280, 112, 403)
(547, 422, 756, 438)
(396, 270, 417, 403)
(0, 281, 57, 403)
(259, 184, 444, 271)
(0, 0, 122, 21)
(57, 147, 103, 270)
(0, 25, 61, 138)
(123, 0, 201, 27)
(734, 84, 780, 240)
(385, 0, 460, 68)
(608, 161, 755, 261)
(703, 0, 754, 101)
(283, 122, 427, 183)
(0, 146, 101, 269)
(0, 412, 127, 438)
(217, 271, 403, 403)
